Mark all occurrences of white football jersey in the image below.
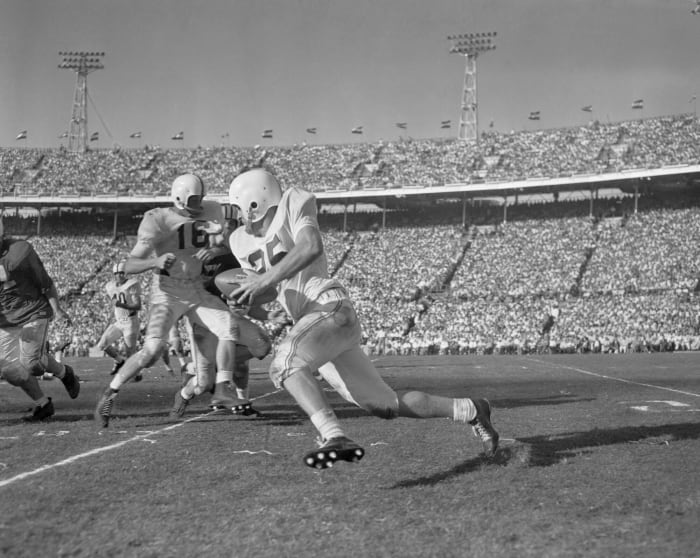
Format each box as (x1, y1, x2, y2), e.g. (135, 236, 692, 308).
(105, 277, 141, 322)
(228, 187, 342, 321)
(133, 200, 225, 281)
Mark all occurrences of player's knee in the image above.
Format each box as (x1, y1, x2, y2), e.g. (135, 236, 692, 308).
(20, 354, 46, 377)
(362, 399, 399, 420)
(0, 361, 30, 385)
(249, 335, 272, 360)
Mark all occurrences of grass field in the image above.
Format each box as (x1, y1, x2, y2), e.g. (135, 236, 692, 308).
(1, 353, 699, 558)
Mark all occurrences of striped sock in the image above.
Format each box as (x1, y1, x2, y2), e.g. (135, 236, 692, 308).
(453, 398, 477, 423)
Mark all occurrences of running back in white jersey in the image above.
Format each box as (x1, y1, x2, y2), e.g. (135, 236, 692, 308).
(105, 277, 141, 322)
(228, 187, 342, 321)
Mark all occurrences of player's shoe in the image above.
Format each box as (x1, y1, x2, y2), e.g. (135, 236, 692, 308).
(169, 390, 191, 419)
(303, 436, 365, 469)
(60, 365, 80, 399)
(95, 388, 118, 428)
(209, 384, 252, 414)
(109, 360, 125, 376)
(468, 398, 499, 458)
(24, 398, 55, 422)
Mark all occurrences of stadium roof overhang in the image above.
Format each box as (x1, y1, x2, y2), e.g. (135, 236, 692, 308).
(2, 164, 700, 210)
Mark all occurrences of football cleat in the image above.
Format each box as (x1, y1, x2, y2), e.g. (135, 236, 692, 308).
(232, 403, 263, 417)
(60, 365, 80, 399)
(303, 436, 365, 469)
(468, 398, 499, 458)
(169, 390, 191, 419)
(109, 360, 125, 376)
(95, 388, 118, 428)
(209, 383, 252, 414)
(24, 398, 55, 422)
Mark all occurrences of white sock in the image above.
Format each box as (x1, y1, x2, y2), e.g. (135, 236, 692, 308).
(453, 398, 477, 423)
(310, 408, 345, 442)
(215, 370, 233, 384)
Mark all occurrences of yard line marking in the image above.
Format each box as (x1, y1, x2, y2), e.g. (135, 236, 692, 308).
(0, 387, 284, 490)
(528, 358, 700, 398)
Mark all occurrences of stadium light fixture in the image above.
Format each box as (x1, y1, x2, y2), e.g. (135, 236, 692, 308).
(448, 31, 497, 143)
(58, 51, 105, 152)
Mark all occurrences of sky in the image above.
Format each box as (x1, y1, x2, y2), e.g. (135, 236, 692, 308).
(2, 0, 699, 148)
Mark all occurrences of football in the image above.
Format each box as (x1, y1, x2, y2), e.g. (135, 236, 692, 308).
(213, 268, 278, 305)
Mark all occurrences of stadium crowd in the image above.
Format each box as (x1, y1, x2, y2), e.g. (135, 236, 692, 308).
(2, 113, 699, 196)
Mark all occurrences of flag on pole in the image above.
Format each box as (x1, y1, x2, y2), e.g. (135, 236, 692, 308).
(171, 131, 184, 140)
(15, 130, 27, 140)
(396, 122, 407, 129)
(581, 105, 593, 112)
(305, 127, 317, 134)
(351, 126, 363, 134)
(261, 129, 273, 139)
(90, 131, 99, 141)
(528, 111, 541, 121)
(129, 131, 142, 139)
(631, 99, 644, 109)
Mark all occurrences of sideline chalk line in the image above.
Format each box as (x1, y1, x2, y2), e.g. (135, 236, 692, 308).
(0, 388, 283, 490)
(527, 358, 700, 398)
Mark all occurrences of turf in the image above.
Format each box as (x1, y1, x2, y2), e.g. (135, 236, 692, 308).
(1, 353, 699, 558)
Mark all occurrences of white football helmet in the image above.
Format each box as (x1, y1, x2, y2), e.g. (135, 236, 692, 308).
(228, 169, 282, 223)
(171, 174, 205, 216)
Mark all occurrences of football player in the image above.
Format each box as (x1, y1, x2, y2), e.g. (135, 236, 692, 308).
(169, 237, 275, 419)
(0, 217, 80, 420)
(227, 169, 499, 468)
(94, 173, 250, 427)
(96, 262, 142, 375)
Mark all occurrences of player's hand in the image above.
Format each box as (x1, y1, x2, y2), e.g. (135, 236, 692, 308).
(232, 273, 275, 306)
(226, 296, 250, 316)
(194, 247, 216, 263)
(55, 307, 72, 326)
(157, 253, 176, 271)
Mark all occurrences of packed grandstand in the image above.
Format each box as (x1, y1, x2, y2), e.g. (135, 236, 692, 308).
(2, 113, 700, 357)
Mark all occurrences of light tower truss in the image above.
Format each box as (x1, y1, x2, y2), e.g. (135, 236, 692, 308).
(58, 51, 104, 152)
(447, 32, 496, 143)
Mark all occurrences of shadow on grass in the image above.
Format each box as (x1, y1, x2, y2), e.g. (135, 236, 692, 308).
(518, 422, 700, 467)
(388, 453, 498, 489)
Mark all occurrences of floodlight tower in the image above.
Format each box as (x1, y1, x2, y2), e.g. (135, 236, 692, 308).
(447, 32, 496, 142)
(58, 51, 104, 152)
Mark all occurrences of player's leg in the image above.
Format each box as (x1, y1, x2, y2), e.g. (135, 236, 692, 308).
(320, 346, 499, 457)
(98, 323, 126, 374)
(169, 321, 216, 419)
(19, 319, 80, 400)
(231, 316, 272, 400)
(0, 328, 54, 420)
(190, 292, 250, 411)
(95, 299, 182, 427)
(271, 293, 365, 468)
